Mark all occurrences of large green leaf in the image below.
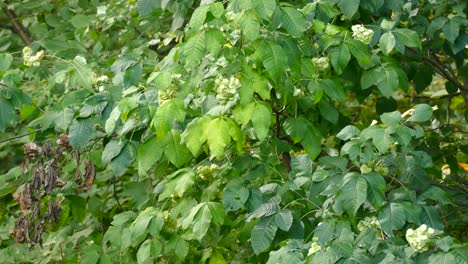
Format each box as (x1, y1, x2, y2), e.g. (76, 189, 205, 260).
(152, 98, 185, 139)
(110, 142, 137, 176)
(181, 116, 209, 157)
(274, 209, 293, 231)
(192, 204, 212, 241)
(160, 170, 195, 201)
(137, 0, 161, 18)
(223, 184, 249, 212)
(347, 39, 371, 68)
(0, 97, 15, 132)
(137, 136, 163, 176)
(407, 104, 432, 122)
(240, 11, 260, 43)
(251, 216, 278, 254)
(162, 130, 190, 168)
(69, 118, 95, 148)
(280, 7, 306, 37)
(337, 0, 359, 18)
(253, 0, 276, 19)
(379, 32, 396, 55)
(251, 102, 272, 141)
(204, 117, 231, 159)
(283, 117, 322, 159)
(378, 202, 406, 235)
(188, 5, 209, 29)
(394, 28, 422, 49)
(102, 139, 126, 164)
(335, 173, 367, 216)
(314, 220, 336, 246)
(0, 53, 13, 71)
(363, 173, 386, 209)
(258, 41, 287, 81)
(329, 43, 351, 75)
(183, 31, 206, 67)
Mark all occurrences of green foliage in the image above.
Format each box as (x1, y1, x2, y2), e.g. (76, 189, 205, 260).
(0, 0, 467, 263)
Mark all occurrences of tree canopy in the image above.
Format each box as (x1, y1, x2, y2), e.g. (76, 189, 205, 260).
(0, 0, 467, 263)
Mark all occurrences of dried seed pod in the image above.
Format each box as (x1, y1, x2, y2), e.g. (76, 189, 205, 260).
(23, 142, 42, 159)
(56, 133, 71, 149)
(82, 159, 95, 191)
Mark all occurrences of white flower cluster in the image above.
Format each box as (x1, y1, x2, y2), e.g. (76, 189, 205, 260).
(307, 237, 322, 256)
(357, 216, 380, 231)
(215, 75, 240, 105)
(406, 224, 435, 253)
(158, 88, 176, 105)
(196, 164, 219, 180)
(351, 24, 374, 44)
(312, 57, 330, 72)
(23, 46, 44, 67)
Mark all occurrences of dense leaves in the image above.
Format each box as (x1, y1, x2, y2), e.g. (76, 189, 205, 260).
(0, 0, 467, 263)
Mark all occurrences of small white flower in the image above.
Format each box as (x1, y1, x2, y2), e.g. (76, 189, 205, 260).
(351, 24, 374, 44)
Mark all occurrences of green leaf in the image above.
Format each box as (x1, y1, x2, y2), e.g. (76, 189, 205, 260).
(274, 209, 293, 231)
(319, 99, 339, 124)
(0, 53, 13, 71)
(70, 14, 91, 28)
(258, 41, 287, 81)
(253, 0, 276, 19)
(137, 239, 152, 264)
(105, 106, 121, 135)
(379, 32, 396, 55)
(347, 39, 371, 67)
(182, 203, 204, 229)
(110, 142, 137, 176)
(246, 198, 280, 221)
(380, 111, 402, 126)
(181, 117, 209, 157)
(160, 170, 195, 201)
(251, 216, 278, 254)
(336, 173, 367, 216)
(166, 234, 189, 260)
(162, 130, 190, 168)
(193, 204, 212, 241)
(337, 0, 360, 18)
(102, 139, 126, 164)
(240, 11, 260, 43)
(363, 173, 386, 209)
(443, 18, 460, 44)
(188, 5, 209, 29)
(223, 184, 249, 212)
(283, 117, 322, 159)
(337, 125, 360, 140)
(329, 44, 351, 74)
(378, 202, 406, 235)
(204, 117, 231, 159)
(280, 7, 306, 37)
(428, 253, 456, 264)
(0, 97, 15, 132)
(251, 102, 272, 141)
(137, 0, 161, 18)
(138, 136, 163, 176)
(67, 195, 87, 222)
(130, 207, 159, 246)
(205, 28, 224, 57)
(207, 202, 225, 226)
(377, 65, 399, 97)
(394, 28, 421, 49)
(152, 98, 185, 139)
(69, 118, 95, 148)
(183, 31, 206, 67)
(407, 104, 432, 122)
(435, 236, 454, 252)
(421, 205, 444, 230)
(314, 220, 336, 246)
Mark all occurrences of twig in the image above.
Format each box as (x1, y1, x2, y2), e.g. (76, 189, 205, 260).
(113, 176, 122, 209)
(0, 130, 39, 144)
(2, 7, 32, 46)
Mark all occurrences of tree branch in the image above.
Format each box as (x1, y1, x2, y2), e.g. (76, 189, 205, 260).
(2, 7, 32, 46)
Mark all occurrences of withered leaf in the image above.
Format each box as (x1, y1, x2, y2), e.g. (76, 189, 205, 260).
(23, 142, 42, 159)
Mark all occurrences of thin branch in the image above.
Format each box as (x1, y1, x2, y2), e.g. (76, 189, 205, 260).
(406, 48, 468, 104)
(2, 7, 32, 46)
(0, 130, 39, 144)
